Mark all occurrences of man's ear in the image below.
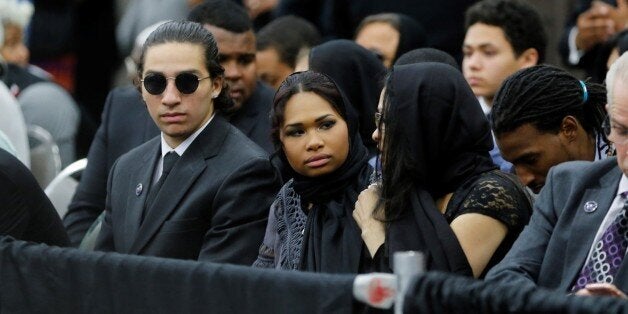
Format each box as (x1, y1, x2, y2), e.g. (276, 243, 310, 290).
(559, 115, 580, 142)
(212, 76, 223, 97)
(517, 48, 539, 69)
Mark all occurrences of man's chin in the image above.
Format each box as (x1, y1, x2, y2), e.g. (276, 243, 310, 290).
(529, 184, 544, 195)
(223, 101, 243, 114)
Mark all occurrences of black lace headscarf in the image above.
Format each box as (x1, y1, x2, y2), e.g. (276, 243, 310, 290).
(379, 63, 497, 275)
(270, 70, 372, 273)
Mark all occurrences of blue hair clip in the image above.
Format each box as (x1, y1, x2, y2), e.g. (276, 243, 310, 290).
(579, 80, 588, 103)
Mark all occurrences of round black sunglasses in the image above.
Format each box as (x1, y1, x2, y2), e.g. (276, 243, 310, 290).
(141, 73, 210, 95)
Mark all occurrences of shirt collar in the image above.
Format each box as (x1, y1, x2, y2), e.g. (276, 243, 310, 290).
(477, 96, 491, 116)
(595, 131, 614, 161)
(160, 112, 214, 157)
(618, 174, 628, 197)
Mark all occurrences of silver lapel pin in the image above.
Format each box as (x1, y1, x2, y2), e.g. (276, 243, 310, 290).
(583, 201, 598, 213)
(136, 183, 143, 196)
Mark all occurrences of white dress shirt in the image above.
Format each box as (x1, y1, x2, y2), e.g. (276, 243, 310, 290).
(152, 113, 214, 184)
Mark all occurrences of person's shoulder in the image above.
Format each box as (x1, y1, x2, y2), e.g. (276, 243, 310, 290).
(221, 122, 270, 160)
(550, 157, 618, 182)
(0, 148, 43, 194)
(540, 158, 621, 201)
(474, 170, 522, 191)
(102, 85, 144, 119)
(251, 81, 275, 104)
(107, 85, 143, 106)
(451, 170, 532, 224)
(111, 84, 141, 97)
(114, 135, 160, 166)
(0, 148, 29, 178)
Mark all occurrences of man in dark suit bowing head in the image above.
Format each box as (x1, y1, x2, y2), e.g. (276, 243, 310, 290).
(486, 52, 628, 298)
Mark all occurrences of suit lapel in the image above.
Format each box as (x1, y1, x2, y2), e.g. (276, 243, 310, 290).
(121, 139, 160, 253)
(128, 116, 229, 254)
(561, 165, 622, 290)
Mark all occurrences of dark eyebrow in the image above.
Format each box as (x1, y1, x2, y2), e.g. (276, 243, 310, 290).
(143, 69, 202, 76)
(511, 152, 538, 164)
(284, 114, 334, 128)
(315, 114, 334, 122)
(463, 43, 496, 50)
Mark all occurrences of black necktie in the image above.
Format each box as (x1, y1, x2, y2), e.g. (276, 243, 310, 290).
(142, 151, 179, 223)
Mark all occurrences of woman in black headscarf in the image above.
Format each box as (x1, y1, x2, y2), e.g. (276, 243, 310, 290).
(354, 63, 533, 278)
(308, 39, 386, 158)
(253, 70, 372, 273)
(354, 13, 426, 68)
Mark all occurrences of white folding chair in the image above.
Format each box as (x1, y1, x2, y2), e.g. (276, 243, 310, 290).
(45, 158, 87, 219)
(28, 124, 62, 188)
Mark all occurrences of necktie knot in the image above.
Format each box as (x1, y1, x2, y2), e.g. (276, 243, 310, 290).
(163, 151, 179, 176)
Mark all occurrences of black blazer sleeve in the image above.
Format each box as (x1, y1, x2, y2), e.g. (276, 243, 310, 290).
(92, 157, 119, 253)
(63, 90, 114, 246)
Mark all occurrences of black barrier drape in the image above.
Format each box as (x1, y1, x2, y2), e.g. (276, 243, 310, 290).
(0, 236, 355, 314)
(405, 271, 628, 314)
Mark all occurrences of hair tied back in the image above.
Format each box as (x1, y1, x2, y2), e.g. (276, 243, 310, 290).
(579, 80, 588, 104)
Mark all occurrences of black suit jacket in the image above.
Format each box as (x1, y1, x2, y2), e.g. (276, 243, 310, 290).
(226, 81, 275, 154)
(95, 116, 280, 263)
(64, 85, 159, 246)
(559, 0, 616, 82)
(0, 148, 69, 247)
(65, 83, 276, 246)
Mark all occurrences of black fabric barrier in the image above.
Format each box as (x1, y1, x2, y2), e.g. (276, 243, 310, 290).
(0, 236, 355, 314)
(405, 271, 628, 313)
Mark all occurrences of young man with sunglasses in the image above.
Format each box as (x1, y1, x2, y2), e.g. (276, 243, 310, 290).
(486, 52, 628, 299)
(93, 21, 280, 264)
(64, 1, 277, 246)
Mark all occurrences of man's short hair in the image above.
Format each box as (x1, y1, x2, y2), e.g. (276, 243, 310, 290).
(187, 0, 252, 33)
(256, 15, 321, 68)
(465, 0, 547, 63)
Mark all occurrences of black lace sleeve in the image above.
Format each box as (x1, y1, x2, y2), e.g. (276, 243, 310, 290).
(445, 170, 533, 231)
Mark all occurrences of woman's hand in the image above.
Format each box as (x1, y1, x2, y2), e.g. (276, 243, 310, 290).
(353, 185, 386, 257)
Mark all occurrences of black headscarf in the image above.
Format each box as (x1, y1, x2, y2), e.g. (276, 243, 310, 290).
(309, 40, 386, 157)
(276, 71, 372, 273)
(383, 63, 497, 275)
(393, 14, 427, 63)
